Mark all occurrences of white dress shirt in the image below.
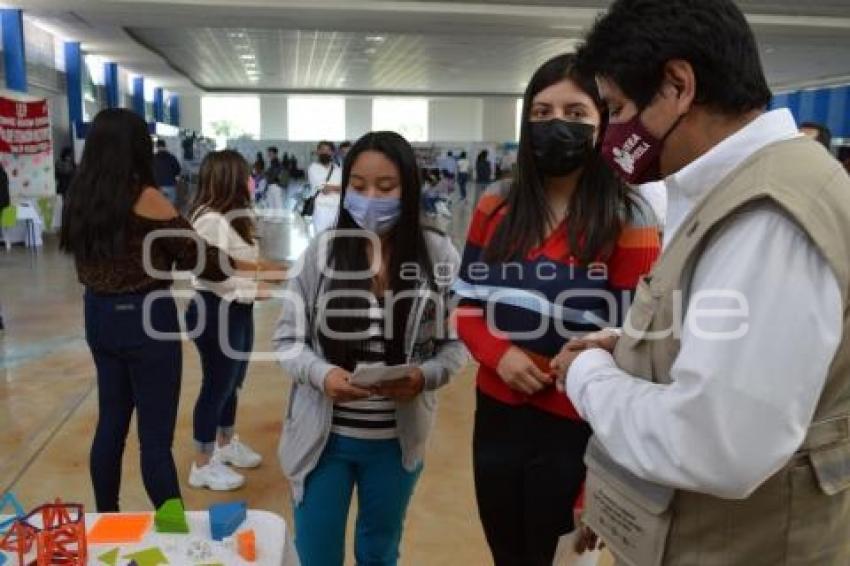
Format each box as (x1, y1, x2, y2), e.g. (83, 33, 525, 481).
(636, 181, 668, 228)
(567, 109, 844, 499)
(192, 209, 259, 303)
(307, 162, 342, 196)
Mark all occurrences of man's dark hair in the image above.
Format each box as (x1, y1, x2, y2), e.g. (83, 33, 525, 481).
(339, 141, 352, 149)
(577, 0, 772, 114)
(267, 146, 278, 155)
(155, 139, 167, 149)
(800, 122, 832, 149)
(317, 140, 336, 152)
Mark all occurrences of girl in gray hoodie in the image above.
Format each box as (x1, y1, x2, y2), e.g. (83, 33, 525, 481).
(273, 131, 468, 566)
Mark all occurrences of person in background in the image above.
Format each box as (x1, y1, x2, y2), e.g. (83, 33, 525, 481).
(337, 141, 352, 166)
(0, 161, 8, 331)
(252, 152, 265, 179)
(475, 150, 493, 199)
(153, 139, 181, 205)
(55, 147, 76, 197)
(456, 151, 471, 202)
(498, 150, 516, 180)
(186, 150, 282, 491)
(266, 146, 283, 185)
(555, 0, 850, 563)
(281, 153, 292, 176)
(307, 141, 343, 234)
(59, 108, 281, 512)
(274, 131, 467, 566)
(454, 53, 660, 566)
(800, 121, 833, 150)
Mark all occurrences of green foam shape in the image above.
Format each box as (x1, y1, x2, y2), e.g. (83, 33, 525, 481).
(98, 547, 120, 566)
(154, 498, 189, 533)
(123, 547, 169, 566)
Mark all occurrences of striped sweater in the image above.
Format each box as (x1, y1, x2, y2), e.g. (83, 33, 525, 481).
(455, 186, 661, 418)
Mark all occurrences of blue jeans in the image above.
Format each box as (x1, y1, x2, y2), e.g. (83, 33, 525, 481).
(84, 289, 183, 512)
(295, 434, 422, 566)
(185, 291, 254, 453)
(458, 173, 469, 200)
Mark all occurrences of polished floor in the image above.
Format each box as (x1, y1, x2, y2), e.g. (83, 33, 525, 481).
(0, 197, 611, 565)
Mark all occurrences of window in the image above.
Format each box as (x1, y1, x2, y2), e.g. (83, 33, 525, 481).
(202, 96, 261, 147)
(372, 98, 429, 142)
(287, 96, 346, 141)
(515, 98, 524, 142)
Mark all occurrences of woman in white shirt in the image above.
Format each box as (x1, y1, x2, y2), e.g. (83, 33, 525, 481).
(185, 150, 280, 491)
(307, 141, 343, 234)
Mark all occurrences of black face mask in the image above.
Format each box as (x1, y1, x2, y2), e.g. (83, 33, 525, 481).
(318, 154, 332, 165)
(530, 119, 595, 177)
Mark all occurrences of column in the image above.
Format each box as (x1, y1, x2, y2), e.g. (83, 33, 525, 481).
(482, 97, 518, 141)
(345, 98, 372, 141)
(181, 94, 202, 132)
(132, 76, 145, 118)
(168, 95, 181, 127)
(259, 94, 288, 139)
(153, 87, 165, 122)
(64, 42, 83, 138)
(429, 98, 484, 142)
(1, 9, 27, 92)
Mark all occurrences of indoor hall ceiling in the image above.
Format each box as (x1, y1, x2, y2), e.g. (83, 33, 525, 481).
(11, 0, 850, 95)
(126, 28, 579, 95)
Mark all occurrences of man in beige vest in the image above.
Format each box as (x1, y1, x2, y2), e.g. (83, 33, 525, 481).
(552, 0, 850, 564)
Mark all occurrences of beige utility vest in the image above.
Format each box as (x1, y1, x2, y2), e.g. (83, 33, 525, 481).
(583, 137, 850, 566)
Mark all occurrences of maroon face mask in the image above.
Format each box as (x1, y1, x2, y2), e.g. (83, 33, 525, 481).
(602, 110, 684, 185)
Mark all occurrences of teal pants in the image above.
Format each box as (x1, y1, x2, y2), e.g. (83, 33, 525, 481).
(294, 434, 422, 566)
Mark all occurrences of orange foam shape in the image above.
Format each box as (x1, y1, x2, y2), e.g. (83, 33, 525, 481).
(237, 529, 256, 562)
(88, 514, 153, 544)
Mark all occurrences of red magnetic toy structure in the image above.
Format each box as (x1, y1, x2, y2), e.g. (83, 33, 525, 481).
(0, 499, 87, 565)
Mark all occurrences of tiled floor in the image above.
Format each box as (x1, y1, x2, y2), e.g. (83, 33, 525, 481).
(0, 199, 611, 565)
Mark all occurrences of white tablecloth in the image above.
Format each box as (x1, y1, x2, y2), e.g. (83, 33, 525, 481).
(1, 202, 44, 248)
(1, 509, 299, 566)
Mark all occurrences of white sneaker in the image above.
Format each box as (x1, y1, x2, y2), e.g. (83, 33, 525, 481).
(188, 457, 245, 491)
(215, 435, 263, 469)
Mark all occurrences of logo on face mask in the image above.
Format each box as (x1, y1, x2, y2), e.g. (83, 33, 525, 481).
(611, 133, 651, 175)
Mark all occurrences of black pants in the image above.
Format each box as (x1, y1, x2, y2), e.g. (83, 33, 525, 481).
(185, 291, 254, 453)
(473, 390, 591, 566)
(85, 289, 182, 512)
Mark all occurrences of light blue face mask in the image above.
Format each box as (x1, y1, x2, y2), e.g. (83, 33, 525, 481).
(343, 189, 402, 234)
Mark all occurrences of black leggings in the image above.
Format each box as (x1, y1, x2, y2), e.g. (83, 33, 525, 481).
(473, 390, 591, 566)
(85, 289, 182, 512)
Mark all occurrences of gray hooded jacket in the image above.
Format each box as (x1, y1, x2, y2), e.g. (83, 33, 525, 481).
(273, 229, 469, 504)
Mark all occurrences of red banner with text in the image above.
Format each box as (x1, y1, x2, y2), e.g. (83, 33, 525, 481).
(0, 93, 55, 199)
(0, 97, 51, 155)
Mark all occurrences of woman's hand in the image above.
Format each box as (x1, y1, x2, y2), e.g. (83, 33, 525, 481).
(372, 368, 425, 402)
(323, 368, 372, 403)
(496, 347, 552, 395)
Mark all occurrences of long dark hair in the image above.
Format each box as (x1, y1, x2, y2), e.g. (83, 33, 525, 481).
(318, 131, 432, 370)
(485, 53, 633, 265)
(190, 150, 256, 244)
(60, 108, 156, 260)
